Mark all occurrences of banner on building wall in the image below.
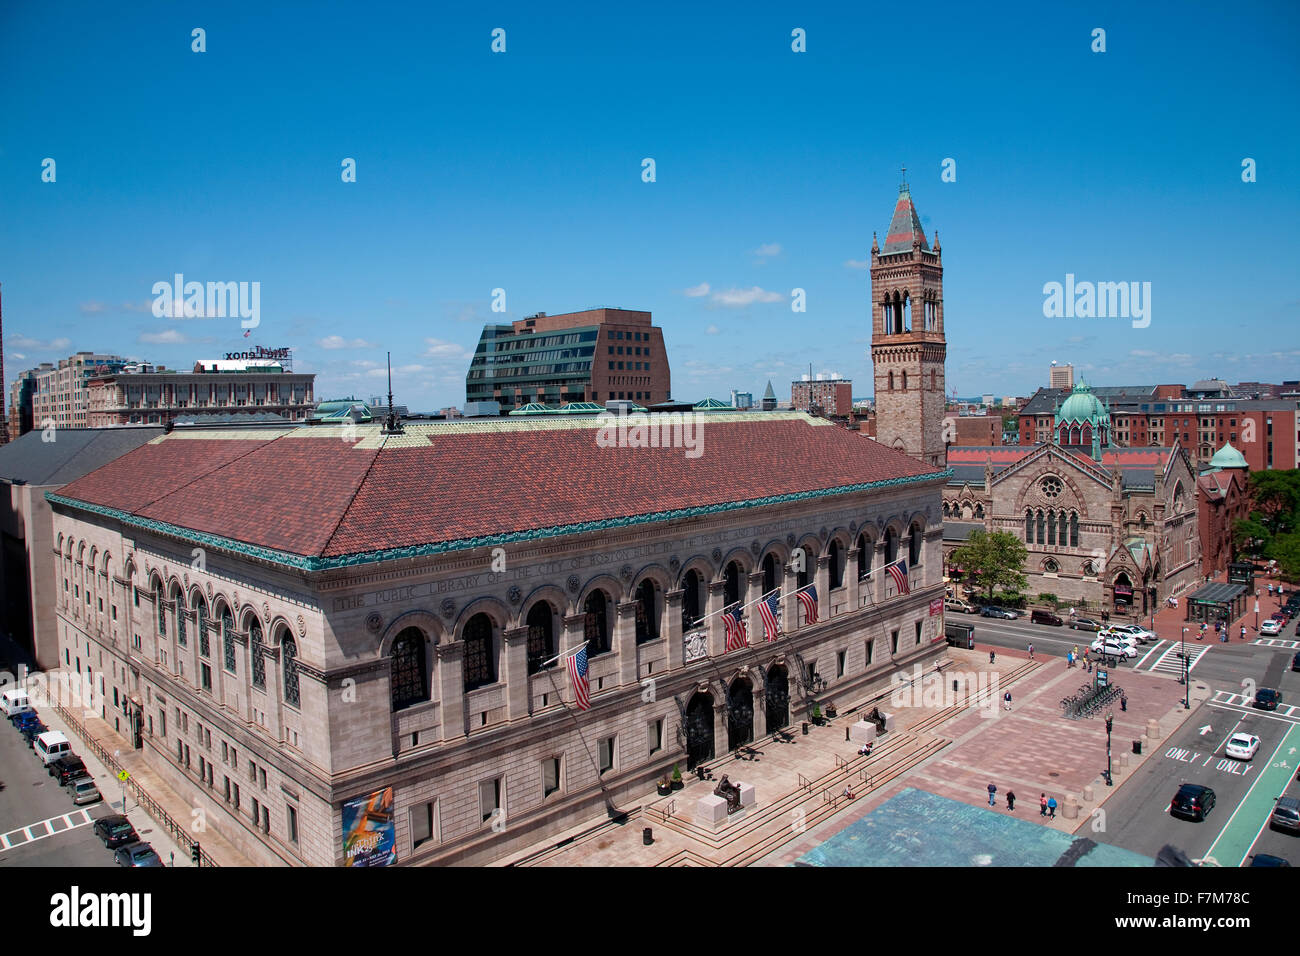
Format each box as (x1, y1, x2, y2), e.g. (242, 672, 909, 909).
(342, 787, 396, 867)
(929, 598, 943, 617)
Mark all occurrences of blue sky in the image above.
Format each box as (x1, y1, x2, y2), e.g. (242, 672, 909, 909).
(2, 0, 1298, 412)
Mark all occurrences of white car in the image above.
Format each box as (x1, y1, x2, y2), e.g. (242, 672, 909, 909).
(1090, 638, 1137, 659)
(1105, 624, 1155, 644)
(1097, 629, 1139, 649)
(1261, 619, 1283, 636)
(1225, 733, 1261, 760)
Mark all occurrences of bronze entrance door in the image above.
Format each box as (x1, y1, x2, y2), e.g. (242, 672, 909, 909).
(728, 677, 754, 751)
(765, 666, 789, 731)
(685, 692, 714, 770)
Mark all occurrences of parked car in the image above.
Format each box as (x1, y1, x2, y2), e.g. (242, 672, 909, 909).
(1261, 619, 1284, 636)
(981, 606, 1019, 619)
(1090, 638, 1137, 659)
(1225, 733, 1261, 760)
(1292, 651, 1300, 672)
(34, 730, 72, 766)
(114, 841, 164, 867)
(1097, 629, 1140, 648)
(50, 755, 88, 786)
(1, 689, 33, 719)
(92, 814, 139, 849)
(1105, 623, 1155, 644)
(64, 776, 102, 806)
(20, 720, 48, 747)
(1254, 688, 1283, 711)
(1031, 610, 1063, 626)
(1248, 854, 1291, 866)
(1070, 618, 1103, 631)
(1271, 796, 1300, 834)
(945, 597, 979, 614)
(1170, 783, 1216, 821)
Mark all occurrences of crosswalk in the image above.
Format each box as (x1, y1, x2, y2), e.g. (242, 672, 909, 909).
(1253, 638, 1300, 649)
(0, 809, 95, 851)
(1135, 640, 1211, 675)
(1209, 689, 1300, 720)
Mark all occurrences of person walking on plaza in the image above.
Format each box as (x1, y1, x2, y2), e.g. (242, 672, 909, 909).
(990, 649, 996, 664)
(1007, 791, 1016, 811)
(1004, 691, 1012, 711)
(1241, 624, 1247, 641)
(1047, 796, 1057, 819)
(988, 783, 997, 807)
(1028, 643, 1035, 661)
(1040, 792, 1048, 816)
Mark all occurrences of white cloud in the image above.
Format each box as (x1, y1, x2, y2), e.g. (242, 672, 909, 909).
(121, 300, 155, 313)
(711, 286, 783, 307)
(844, 259, 870, 270)
(424, 338, 470, 359)
(10, 352, 26, 360)
(318, 335, 377, 350)
(753, 243, 782, 259)
(8, 334, 71, 351)
(138, 329, 190, 345)
(80, 301, 107, 314)
(684, 282, 710, 298)
(366, 364, 425, 377)
(706, 325, 720, 335)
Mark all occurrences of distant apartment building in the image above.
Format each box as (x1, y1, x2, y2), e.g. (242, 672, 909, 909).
(85, 357, 315, 427)
(465, 308, 671, 411)
(7, 352, 132, 438)
(1049, 362, 1074, 391)
(792, 375, 852, 416)
(947, 413, 1001, 447)
(730, 389, 754, 410)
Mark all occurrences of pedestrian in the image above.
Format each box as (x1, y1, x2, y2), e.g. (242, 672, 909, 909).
(990, 649, 996, 664)
(1121, 693, 1127, 712)
(1241, 624, 1247, 640)
(1007, 791, 1016, 811)
(1028, 643, 1035, 660)
(1070, 606, 1076, 619)
(1040, 792, 1048, 816)
(988, 783, 997, 807)
(1047, 796, 1057, 818)
(1067, 651, 1074, 668)
(1269, 583, 1275, 596)
(1004, 691, 1012, 711)
(1073, 645, 1080, 659)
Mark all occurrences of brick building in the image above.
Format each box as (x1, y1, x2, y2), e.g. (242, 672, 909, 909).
(47, 412, 947, 866)
(947, 413, 1001, 447)
(1195, 443, 1252, 578)
(466, 308, 670, 411)
(792, 377, 853, 416)
(869, 177, 946, 467)
(9, 352, 131, 436)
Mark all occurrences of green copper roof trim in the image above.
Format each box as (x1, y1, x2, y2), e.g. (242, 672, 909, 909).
(46, 468, 950, 572)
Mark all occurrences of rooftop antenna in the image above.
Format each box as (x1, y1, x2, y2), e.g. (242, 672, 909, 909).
(382, 351, 403, 435)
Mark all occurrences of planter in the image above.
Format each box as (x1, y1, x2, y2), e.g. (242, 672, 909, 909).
(657, 784, 673, 796)
(670, 779, 683, 791)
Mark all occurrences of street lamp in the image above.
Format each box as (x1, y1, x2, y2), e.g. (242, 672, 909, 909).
(1255, 589, 1260, 631)
(1180, 627, 1189, 709)
(1104, 711, 1114, 786)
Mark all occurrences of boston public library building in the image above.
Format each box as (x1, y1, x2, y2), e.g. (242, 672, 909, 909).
(48, 411, 948, 865)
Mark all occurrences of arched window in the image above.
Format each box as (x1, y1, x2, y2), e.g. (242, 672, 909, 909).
(885, 527, 899, 564)
(762, 553, 780, 594)
(829, 540, 844, 590)
(390, 628, 427, 710)
(251, 624, 266, 689)
(908, 523, 923, 568)
(1025, 509, 1034, 544)
(931, 369, 937, 390)
(797, 546, 814, 588)
(942, 502, 950, 517)
(222, 611, 236, 673)
(724, 562, 744, 608)
(902, 371, 908, 391)
(857, 533, 873, 581)
(527, 602, 556, 674)
(682, 570, 702, 631)
(1047, 510, 1057, 547)
(195, 596, 209, 657)
(888, 371, 895, 391)
(974, 503, 984, 519)
(1045, 558, 1059, 573)
(1036, 510, 1045, 544)
(583, 591, 611, 657)
(1070, 512, 1079, 547)
(635, 580, 658, 644)
(155, 584, 166, 635)
(281, 635, 300, 707)
(463, 614, 496, 690)
(175, 589, 187, 647)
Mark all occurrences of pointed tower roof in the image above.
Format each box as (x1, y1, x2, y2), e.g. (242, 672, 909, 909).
(763, 380, 776, 401)
(882, 172, 929, 254)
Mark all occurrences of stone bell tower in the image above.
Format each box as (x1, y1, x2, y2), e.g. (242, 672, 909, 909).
(870, 169, 947, 468)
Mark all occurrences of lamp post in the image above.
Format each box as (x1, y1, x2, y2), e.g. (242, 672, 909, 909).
(1105, 711, 1114, 786)
(1180, 627, 1190, 709)
(1255, 589, 1260, 631)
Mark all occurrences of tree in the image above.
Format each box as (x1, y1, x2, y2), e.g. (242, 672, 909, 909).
(1231, 516, 1272, 559)
(1248, 471, 1300, 537)
(950, 529, 1028, 601)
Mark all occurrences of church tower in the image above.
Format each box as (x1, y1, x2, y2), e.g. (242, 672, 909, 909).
(870, 171, 946, 467)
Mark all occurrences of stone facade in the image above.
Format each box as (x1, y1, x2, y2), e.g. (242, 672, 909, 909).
(49, 471, 947, 866)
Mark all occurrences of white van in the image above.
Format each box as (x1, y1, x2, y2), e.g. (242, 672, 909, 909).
(34, 731, 72, 766)
(2, 688, 32, 718)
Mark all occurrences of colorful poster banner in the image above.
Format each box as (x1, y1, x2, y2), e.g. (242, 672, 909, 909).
(342, 787, 396, 867)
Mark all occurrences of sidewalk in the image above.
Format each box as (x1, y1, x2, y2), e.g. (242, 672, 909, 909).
(1142, 570, 1292, 646)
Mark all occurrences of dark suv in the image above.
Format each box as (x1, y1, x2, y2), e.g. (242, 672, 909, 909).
(1170, 783, 1216, 821)
(1271, 796, 1300, 835)
(1255, 688, 1283, 711)
(1031, 610, 1063, 626)
(92, 814, 139, 849)
(50, 755, 87, 786)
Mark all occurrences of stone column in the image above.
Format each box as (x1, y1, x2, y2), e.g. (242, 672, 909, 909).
(747, 571, 765, 642)
(753, 679, 768, 738)
(847, 548, 861, 610)
(665, 589, 685, 671)
(715, 698, 729, 757)
(783, 562, 799, 632)
(706, 580, 726, 657)
(816, 554, 830, 621)
(436, 642, 465, 740)
(874, 540, 889, 602)
(615, 600, 639, 685)
(502, 626, 531, 720)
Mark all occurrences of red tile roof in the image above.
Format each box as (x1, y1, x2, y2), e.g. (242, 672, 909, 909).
(53, 415, 944, 564)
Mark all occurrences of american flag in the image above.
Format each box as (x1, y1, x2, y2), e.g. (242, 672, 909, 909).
(243, 329, 251, 338)
(797, 585, 819, 624)
(723, 608, 748, 651)
(566, 646, 590, 711)
(759, 592, 781, 642)
(887, 559, 910, 595)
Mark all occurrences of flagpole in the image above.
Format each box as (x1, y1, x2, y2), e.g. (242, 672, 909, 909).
(538, 641, 588, 671)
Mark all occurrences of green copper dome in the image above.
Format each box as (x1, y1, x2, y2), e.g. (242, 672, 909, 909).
(1057, 382, 1109, 424)
(1208, 441, 1248, 469)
